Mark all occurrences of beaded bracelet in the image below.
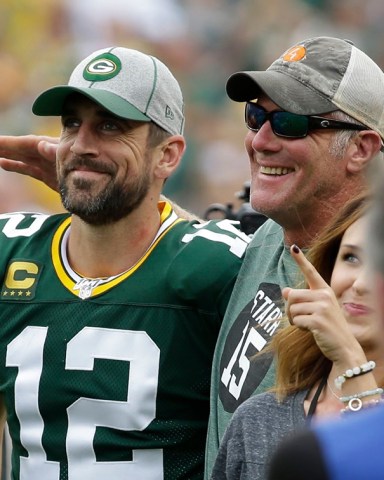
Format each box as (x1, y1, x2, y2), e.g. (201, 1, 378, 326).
(341, 397, 384, 414)
(340, 387, 383, 403)
(334, 361, 376, 390)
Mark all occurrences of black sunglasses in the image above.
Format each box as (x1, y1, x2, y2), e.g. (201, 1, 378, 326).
(245, 102, 367, 139)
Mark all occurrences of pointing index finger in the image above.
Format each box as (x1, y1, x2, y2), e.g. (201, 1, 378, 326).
(290, 244, 328, 290)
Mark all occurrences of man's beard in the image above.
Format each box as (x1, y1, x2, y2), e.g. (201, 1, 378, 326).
(59, 159, 151, 226)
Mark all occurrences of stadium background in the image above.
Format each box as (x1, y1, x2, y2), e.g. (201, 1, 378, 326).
(1, 0, 383, 217)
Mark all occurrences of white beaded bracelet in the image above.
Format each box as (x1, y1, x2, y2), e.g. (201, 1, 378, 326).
(334, 361, 376, 390)
(340, 387, 383, 403)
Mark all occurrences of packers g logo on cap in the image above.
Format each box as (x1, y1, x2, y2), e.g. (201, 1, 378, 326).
(83, 52, 122, 82)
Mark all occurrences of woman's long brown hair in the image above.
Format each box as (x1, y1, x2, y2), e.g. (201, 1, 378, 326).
(271, 192, 370, 400)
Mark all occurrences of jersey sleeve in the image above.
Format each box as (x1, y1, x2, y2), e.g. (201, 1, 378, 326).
(168, 218, 250, 319)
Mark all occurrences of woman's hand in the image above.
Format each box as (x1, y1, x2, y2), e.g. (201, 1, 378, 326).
(0, 135, 59, 191)
(283, 245, 364, 366)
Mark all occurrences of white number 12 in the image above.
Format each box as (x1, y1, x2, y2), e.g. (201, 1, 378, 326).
(7, 326, 163, 480)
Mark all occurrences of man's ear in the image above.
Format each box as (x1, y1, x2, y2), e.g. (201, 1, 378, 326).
(347, 130, 383, 174)
(154, 135, 186, 180)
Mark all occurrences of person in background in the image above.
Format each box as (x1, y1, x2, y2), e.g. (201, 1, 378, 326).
(0, 36, 384, 478)
(211, 192, 384, 479)
(267, 165, 384, 480)
(0, 46, 249, 480)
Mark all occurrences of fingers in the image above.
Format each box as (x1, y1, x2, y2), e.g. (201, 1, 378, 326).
(282, 286, 294, 325)
(282, 286, 291, 301)
(0, 135, 40, 157)
(283, 287, 326, 326)
(283, 245, 330, 326)
(0, 158, 46, 182)
(284, 289, 333, 328)
(0, 135, 59, 192)
(0, 155, 45, 178)
(0, 135, 58, 162)
(290, 244, 328, 290)
(38, 136, 59, 145)
(0, 159, 30, 175)
(37, 140, 58, 161)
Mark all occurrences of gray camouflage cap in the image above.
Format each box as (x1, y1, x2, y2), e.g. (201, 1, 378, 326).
(226, 36, 384, 139)
(32, 46, 185, 135)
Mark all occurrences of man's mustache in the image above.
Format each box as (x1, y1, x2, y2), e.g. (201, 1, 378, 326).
(62, 156, 115, 175)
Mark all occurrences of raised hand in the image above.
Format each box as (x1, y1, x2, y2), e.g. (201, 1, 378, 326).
(0, 135, 59, 191)
(282, 245, 364, 366)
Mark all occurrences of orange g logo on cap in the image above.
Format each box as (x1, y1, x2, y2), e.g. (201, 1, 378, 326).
(283, 45, 307, 62)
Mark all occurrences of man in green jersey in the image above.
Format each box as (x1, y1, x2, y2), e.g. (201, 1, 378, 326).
(0, 47, 249, 480)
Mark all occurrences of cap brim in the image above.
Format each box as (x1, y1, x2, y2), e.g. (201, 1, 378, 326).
(226, 70, 336, 115)
(32, 86, 151, 122)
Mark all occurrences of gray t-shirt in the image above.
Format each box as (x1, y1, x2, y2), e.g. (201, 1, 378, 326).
(205, 220, 302, 478)
(211, 389, 308, 480)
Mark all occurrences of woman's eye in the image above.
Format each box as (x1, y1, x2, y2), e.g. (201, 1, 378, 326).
(342, 252, 359, 264)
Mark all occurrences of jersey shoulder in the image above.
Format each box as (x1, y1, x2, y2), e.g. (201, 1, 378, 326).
(0, 212, 69, 252)
(166, 218, 250, 280)
(160, 219, 249, 313)
(176, 218, 250, 260)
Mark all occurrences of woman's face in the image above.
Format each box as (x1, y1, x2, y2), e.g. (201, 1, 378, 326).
(330, 216, 380, 347)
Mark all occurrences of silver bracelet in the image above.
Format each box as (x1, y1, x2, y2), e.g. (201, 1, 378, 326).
(334, 361, 376, 390)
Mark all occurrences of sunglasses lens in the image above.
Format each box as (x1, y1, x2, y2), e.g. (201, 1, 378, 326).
(245, 103, 265, 131)
(245, 103, 310, 138)
(273, 112, 308, 138)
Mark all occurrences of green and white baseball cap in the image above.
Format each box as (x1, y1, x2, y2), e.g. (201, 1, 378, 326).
(33, 46, 185, 135)
(226, 36, 384, 140)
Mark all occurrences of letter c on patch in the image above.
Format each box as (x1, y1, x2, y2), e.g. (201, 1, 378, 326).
(5, 262, 39, 289)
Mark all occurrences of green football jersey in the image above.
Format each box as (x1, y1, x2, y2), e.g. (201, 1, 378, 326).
(0, 202, 249, 480)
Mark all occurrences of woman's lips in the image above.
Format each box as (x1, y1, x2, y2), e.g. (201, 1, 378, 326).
(343, 302, 373, 316)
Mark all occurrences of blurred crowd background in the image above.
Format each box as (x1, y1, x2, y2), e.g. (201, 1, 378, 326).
(1, 0, 384, 217)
